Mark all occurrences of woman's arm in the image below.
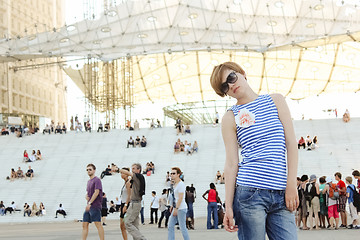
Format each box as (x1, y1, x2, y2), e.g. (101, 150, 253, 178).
(221, 111, 240, 232)
(271, 94, 299, 212)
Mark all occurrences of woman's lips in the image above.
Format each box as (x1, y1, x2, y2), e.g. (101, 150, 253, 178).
(233, 86, 240, 93)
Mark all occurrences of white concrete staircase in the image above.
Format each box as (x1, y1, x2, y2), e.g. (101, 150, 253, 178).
(0, 118, 359, 223)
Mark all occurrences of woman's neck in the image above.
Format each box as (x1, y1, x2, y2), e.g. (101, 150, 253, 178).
(236, 90, 258, 105)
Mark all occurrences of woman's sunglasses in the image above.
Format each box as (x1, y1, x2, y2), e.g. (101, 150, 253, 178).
(221, 72, 238, 94)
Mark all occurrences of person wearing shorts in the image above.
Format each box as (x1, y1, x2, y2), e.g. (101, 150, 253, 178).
(334, 172, 347, 228)
(82, 164, 104, 240)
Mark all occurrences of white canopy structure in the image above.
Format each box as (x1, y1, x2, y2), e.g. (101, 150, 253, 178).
(1, 0, 360, 60)
(1, 0, 360, 107)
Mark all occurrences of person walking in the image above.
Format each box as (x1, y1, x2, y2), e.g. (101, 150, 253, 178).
(82, 164, 104, 240)
(168, 167, 190, 240)
(202, 183, 219, 229)
(101, 192, 108, 226)
(158, 189, 170, 228)
(210, 62, 298, 240)
(120, 167, 131, 240)
(119, 163, 146, 240)
(150, 191, 159, 224)
(185, 186, 195, 229)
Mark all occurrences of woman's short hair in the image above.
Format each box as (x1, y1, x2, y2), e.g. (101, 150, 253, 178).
(210, 61, 246, 97)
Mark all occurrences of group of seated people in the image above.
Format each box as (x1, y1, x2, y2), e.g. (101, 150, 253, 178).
(215, 170, 225, 184)
(127, 136, 147, 148)
(100, 163, 120, 179)
(298, 135, 318, 151)
(43, 123, 67, 134)
(97, 122, 110, 132)
(23, 202, 46, 217)
(142, 162, 155, 175)
(150, 119, 162, 129)
(8, 166, 34, 181)
(175, 118, 192, 135)
(23, 150, 42, 162)
(1, 127, 9, 135)
(0, 201, 21, 215)
(23, 125, 40, 135)
(174, 139, 199, 155)
(0, 201, 67, 218)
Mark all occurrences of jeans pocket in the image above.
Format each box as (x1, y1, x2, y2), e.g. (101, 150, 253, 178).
(238, 188, 257, 203)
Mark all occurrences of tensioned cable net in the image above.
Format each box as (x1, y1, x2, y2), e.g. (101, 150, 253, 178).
(1, 0, 360, 106)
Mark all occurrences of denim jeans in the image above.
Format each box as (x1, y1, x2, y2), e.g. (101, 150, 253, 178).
(207, 202, 218, 229)
(168, 209, 190, 240)
(140, 207, 144, 224)
(233, 186, 297, 240)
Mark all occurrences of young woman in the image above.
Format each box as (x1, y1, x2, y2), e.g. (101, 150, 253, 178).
(36, 150, 42, 160)
(210, 62, 298, 240)
(120, 167, 131, 240)
(168, 167, 189, 240)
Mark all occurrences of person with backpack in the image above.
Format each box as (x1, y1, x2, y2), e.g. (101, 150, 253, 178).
(334, 172, 347, 228)
(304, 175, 320, 230)
(345, 176, 360, 229)
(119, 163, 147, 240)
(299, 175, 309, 230)
(322, 177, 339, 230)
(318, 176, 330, 228)
(352, 170, 360, 190)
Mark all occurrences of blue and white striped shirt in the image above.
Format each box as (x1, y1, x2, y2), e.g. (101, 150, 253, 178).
(230, 94, 287, 190)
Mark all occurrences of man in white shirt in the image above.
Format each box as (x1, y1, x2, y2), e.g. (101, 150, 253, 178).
(168, 167, 190, 240)
(150, 191, 159, 224)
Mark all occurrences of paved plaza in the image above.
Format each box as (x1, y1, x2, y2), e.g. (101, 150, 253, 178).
(0, 217, 359, 240)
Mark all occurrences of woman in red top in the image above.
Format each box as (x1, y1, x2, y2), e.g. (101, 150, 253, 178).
(202, 183, 219, 229)
(23, 150, 29, 162)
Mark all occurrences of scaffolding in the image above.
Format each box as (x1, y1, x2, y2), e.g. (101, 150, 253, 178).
(83, 58, 134, 128)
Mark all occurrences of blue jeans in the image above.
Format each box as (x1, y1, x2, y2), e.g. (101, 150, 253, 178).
(140, 207, 144, 224)
(168, 209, 190, 240)
(233, 186, 297, 240)
(186, 202, 194, 218)
(207, 202, 218, 229)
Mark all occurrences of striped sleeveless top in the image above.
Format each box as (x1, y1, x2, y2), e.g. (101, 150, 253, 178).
(229, 94, 287, 190)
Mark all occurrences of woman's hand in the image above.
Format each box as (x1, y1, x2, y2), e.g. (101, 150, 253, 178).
(223, 208, 238, 232)
(285, 185, 299, 212)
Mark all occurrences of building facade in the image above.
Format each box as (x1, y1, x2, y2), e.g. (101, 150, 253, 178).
(0, 0, 67, 125)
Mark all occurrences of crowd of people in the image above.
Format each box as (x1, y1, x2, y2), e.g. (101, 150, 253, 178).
(297, 170, 360, 230)
(0, 201, 67, 218)
(174, 139, 198, 155)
